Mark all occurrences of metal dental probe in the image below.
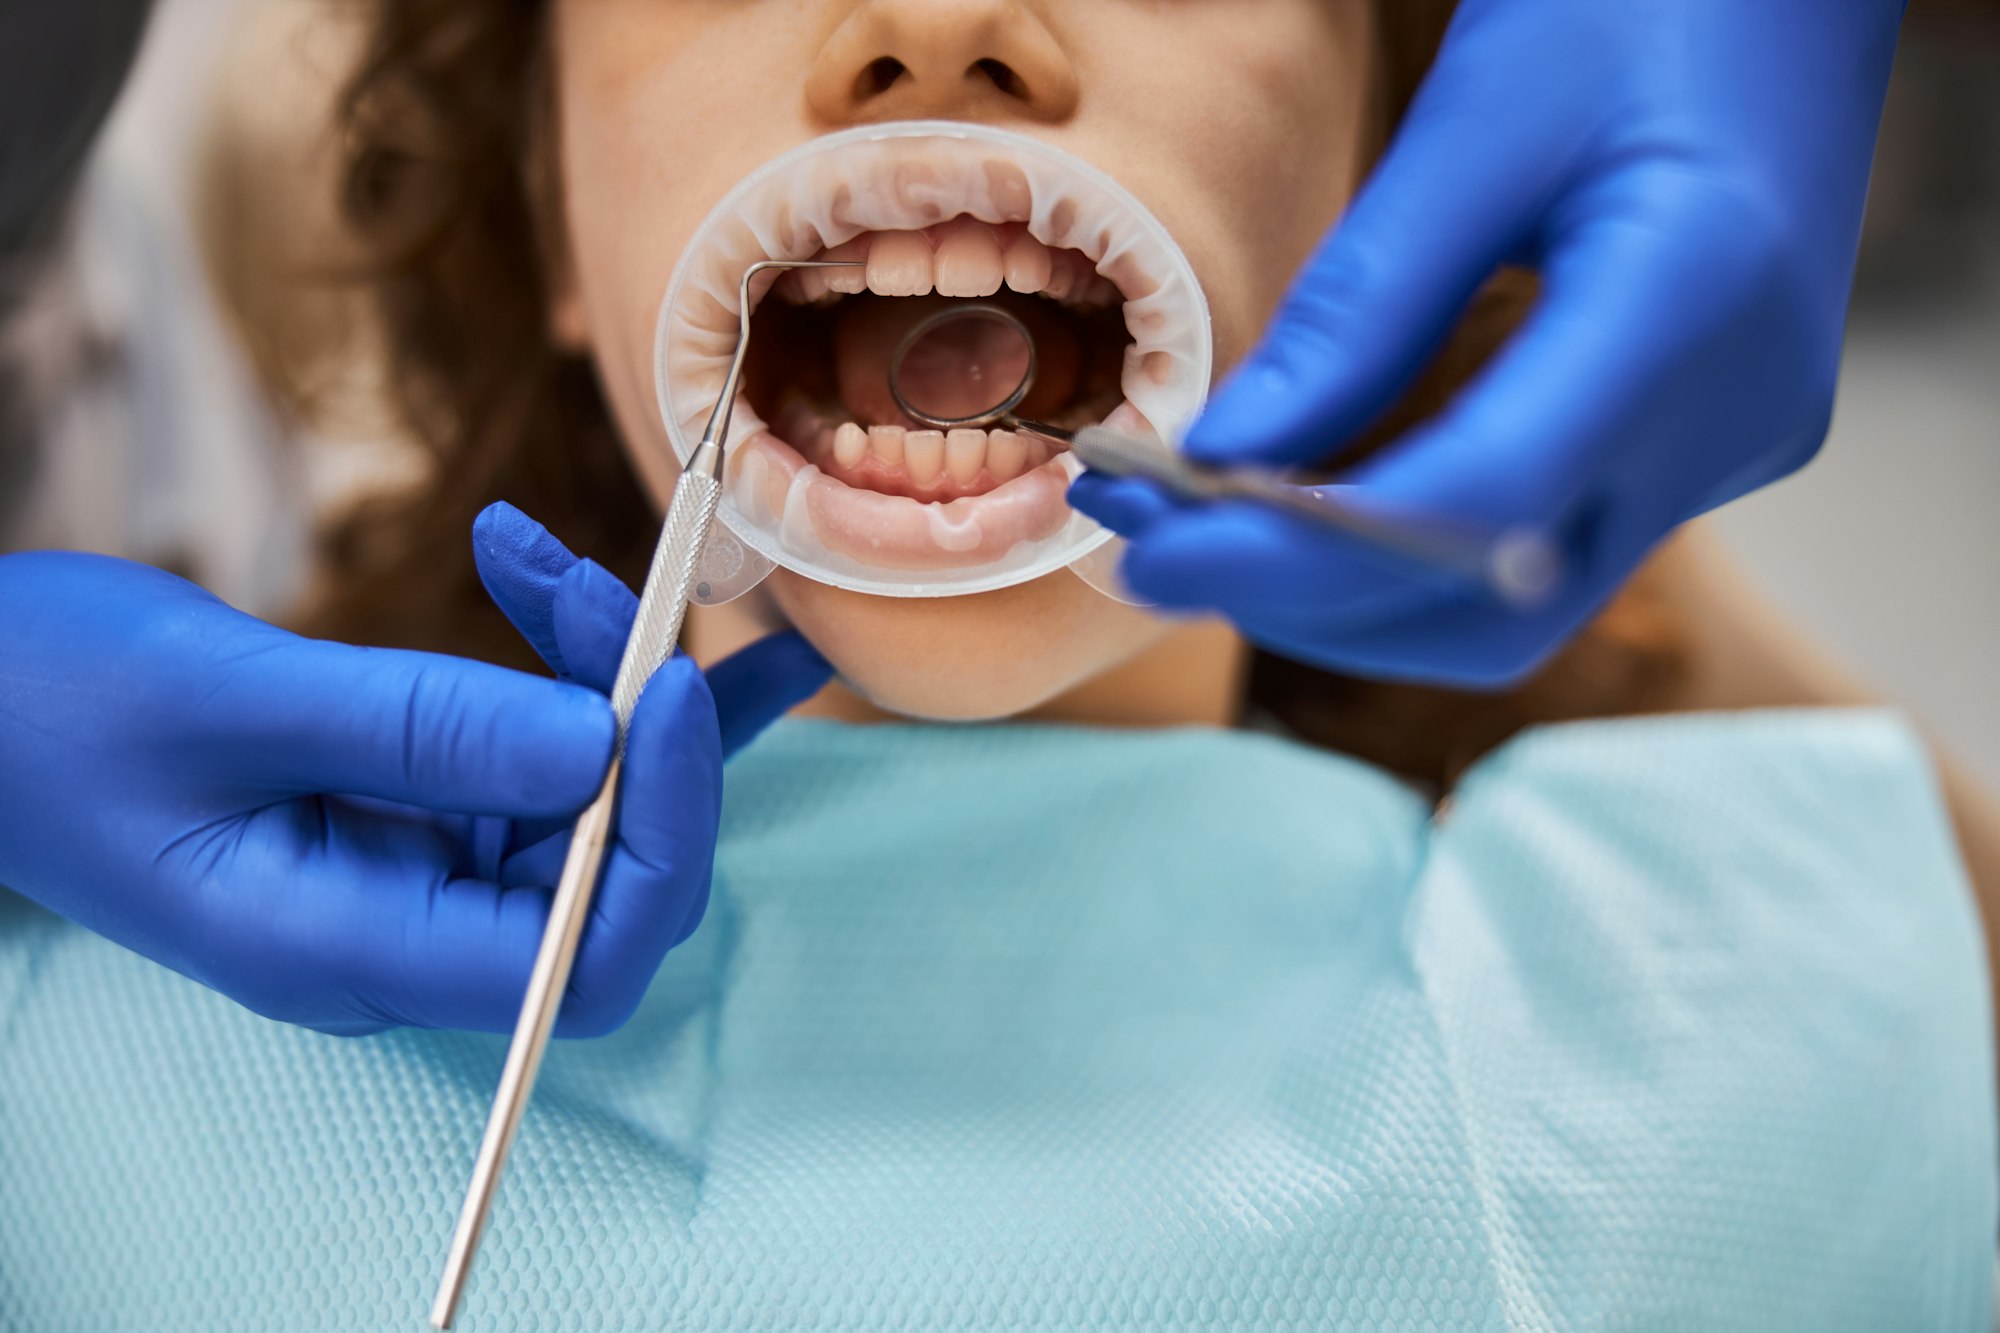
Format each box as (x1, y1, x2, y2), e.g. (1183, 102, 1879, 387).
(429, 258, 863, 1331)
(1066, 425, 1565, 610)
(883, 302, 1564, 610)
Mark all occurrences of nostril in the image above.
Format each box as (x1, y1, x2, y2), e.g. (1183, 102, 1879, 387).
(854, 56, 906, 100)
(972, 57, 1028, 100)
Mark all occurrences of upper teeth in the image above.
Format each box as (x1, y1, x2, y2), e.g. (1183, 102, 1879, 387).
(777, 220, 1120, 310)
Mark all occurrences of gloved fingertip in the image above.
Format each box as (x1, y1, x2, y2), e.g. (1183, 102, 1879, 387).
(707, 631, 834, 760)
(552, 559, 641, 695)
(1116, 544, 1211, 610)
(474, 504, 586, 677)
(1114, 507, 1315, 613)
(740, 628, 834, 682)
(472, 499, 528, 542)
(669, 874, 713, 950)
(1179, 365, 1302, 463)
(1067, 474, 1179, 536)
(472, 502, 570, 576)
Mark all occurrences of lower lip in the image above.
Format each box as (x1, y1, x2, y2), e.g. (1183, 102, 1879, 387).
(728, 428, 1077, 572)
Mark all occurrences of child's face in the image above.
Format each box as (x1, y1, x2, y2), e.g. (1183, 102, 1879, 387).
(549, 0, 1377, 719)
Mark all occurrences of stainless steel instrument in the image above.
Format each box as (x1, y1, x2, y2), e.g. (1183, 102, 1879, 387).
(885, 300, 1562, 609)
(1067, 425, 1563, 610)
(428, 259, 863, 1331)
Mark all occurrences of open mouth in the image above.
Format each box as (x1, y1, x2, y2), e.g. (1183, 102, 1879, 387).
(744, 222, 1132, 503)
(655, 124, 1210, 588)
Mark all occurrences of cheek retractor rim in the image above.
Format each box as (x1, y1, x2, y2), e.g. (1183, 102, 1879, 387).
(653, 120, 1213, 600)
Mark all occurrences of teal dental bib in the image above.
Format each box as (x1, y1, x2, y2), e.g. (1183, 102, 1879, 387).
(0, 710, 1991, 1330)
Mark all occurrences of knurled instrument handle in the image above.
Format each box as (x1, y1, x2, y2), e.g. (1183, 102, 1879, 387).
(430, 461, 721, 1329)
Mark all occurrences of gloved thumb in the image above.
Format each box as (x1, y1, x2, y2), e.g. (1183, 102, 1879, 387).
(1180, 41, 1560, 468)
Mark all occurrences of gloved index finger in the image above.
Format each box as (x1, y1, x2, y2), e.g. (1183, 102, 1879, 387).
(208, 636, 615, 818)
(1346, 191, 1766, 552)
(1182, 31, 1582, 469)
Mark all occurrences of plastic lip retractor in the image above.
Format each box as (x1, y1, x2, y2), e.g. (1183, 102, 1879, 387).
(652, 119, 1214, 605)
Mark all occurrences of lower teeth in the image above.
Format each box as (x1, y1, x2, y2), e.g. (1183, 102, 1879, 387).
(771, 395, 1081, 500)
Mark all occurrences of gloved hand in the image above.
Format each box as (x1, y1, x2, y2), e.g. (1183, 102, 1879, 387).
(1070, 0, 1905, 686)
(0, 525, 828, 1037)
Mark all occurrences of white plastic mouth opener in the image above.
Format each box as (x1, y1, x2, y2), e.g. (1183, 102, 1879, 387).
(428, 259, 862, 1331)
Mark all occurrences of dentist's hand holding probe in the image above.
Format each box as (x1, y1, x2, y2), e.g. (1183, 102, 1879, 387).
(1070, 0, 1906, 686)
(0, 511, 828, 1036)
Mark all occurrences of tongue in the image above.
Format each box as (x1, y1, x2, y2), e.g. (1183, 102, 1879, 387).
(832, 293, 1082, 429)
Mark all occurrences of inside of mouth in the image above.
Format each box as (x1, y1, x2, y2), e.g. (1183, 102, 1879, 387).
(742, 223, 1132, 505)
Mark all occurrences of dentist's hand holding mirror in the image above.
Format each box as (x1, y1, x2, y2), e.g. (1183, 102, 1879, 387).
(1067, 0, 1908, 686)
(893, 305, 1565, 609)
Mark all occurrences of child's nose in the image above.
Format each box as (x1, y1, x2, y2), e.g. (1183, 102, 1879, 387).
(805, 0, 1080, 127)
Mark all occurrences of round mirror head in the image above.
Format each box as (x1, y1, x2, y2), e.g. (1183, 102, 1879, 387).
(888, 303, 1037, 430)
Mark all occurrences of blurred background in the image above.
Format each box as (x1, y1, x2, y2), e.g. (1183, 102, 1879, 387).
(1714, 0, 2000, 788)
(5, 0, 1998, 783)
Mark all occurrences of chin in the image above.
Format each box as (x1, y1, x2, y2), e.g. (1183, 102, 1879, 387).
(768, 569, 1171, 722)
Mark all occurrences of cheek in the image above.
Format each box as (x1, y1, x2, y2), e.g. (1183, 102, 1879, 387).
(552, 13, 797, 512)
(769, 571, 1172, 721)
(1059, 2, 1375, 376)
(558, 123, 698, 512)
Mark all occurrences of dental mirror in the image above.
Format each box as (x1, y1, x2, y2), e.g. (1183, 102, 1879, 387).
(886, 300, 1563, 611)
(888, 303, 1074, 442)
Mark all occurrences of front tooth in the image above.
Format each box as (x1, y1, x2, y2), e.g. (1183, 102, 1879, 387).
(833, 422, 868, 468)
(945, 429, 987, 485)
(823, 240, 868, 294)
(905, 430, 946, 486)
(986, 430, 1028, 482)
(868, 425, 906, 468)
(1003, 234, 1053, 295)
(935, 226, 1004, 298)
(867, 232, 934, 297)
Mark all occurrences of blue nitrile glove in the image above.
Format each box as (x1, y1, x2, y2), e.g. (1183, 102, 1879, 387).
(469, 503, 821, 758)
(1070, 0, 1904, 687)
(467, 501, 838, 921)
(0, 538, 828, 1038)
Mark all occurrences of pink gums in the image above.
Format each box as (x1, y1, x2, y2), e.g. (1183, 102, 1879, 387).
(733, 430, 1073, 572)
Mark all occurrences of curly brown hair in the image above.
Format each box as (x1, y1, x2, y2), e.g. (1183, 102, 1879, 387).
(316, 0, 1684, 786)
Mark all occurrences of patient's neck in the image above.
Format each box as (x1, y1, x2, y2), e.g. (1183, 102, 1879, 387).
(813, 619, 1244, 728)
